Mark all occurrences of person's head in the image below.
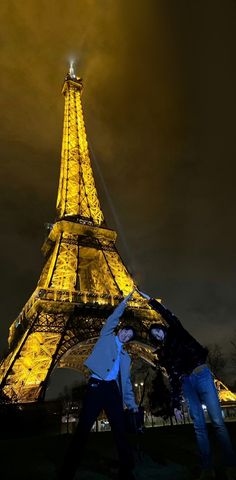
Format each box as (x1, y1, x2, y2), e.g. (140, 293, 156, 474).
(118, 325, 136, 343)
(149, 323, 167, 343)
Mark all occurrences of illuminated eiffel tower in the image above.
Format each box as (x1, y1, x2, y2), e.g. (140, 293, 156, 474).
(0, 65, 160, 403)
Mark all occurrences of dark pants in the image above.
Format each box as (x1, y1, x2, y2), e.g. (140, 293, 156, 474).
(58, 378, 134, 480)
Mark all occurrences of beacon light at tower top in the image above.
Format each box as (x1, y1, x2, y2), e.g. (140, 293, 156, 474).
(69, 59, 77, 79)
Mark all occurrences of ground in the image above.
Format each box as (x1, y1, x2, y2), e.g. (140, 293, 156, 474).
(1, 422, 235, 480)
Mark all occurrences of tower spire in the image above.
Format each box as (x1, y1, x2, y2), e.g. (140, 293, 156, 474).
(56, 65, 104, 225)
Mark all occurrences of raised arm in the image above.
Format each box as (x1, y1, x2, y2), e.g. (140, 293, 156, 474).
(137, 289, 181, 328)
(100, 290, 134, 336)
(148, 298, 181, 328)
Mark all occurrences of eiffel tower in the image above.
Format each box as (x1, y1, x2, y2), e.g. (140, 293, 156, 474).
(0, 65, 160, 403)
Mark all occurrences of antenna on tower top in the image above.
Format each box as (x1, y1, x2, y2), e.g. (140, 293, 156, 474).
(63, 59, 82, 93)
(69, 59, 76, 78)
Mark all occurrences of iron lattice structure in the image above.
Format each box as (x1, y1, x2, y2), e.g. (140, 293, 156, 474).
(0, 71, 161, 403)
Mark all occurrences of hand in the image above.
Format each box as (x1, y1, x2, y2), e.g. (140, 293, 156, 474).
(174, 408, 183, 422)
(133, 407, 139, 413)
(136, 288, 151, 300)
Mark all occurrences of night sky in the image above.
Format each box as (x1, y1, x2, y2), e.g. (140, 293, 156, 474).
(0, 1, 236, 391)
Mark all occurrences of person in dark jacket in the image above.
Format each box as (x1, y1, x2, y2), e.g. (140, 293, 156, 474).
(138, 289, 236, 480)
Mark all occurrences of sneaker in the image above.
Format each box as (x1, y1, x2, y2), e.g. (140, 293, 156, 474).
(226, 466, 236, 480)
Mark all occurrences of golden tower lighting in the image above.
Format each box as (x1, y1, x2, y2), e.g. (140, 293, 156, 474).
(0, 68, 160, 403)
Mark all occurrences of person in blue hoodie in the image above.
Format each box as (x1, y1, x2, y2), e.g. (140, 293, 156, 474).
(58, 290, 138, 480)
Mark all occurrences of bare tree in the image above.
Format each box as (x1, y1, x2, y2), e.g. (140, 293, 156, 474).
(207, 343, 226, 379)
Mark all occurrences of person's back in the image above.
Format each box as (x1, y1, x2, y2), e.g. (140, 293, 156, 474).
(157, 310, 208, 376)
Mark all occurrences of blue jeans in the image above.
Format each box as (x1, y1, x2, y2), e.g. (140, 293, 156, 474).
(182, 366, 236, 469)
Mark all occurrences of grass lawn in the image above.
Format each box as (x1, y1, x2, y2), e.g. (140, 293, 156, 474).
(0, 422, 235, 480)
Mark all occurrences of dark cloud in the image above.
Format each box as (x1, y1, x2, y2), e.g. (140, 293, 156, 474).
(0, 0, 236, 368)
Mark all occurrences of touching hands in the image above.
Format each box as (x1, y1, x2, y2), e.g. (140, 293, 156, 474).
(136, 288, 151, 300)
(123, 287, 152, 303)
(123, 289, 136, 302)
